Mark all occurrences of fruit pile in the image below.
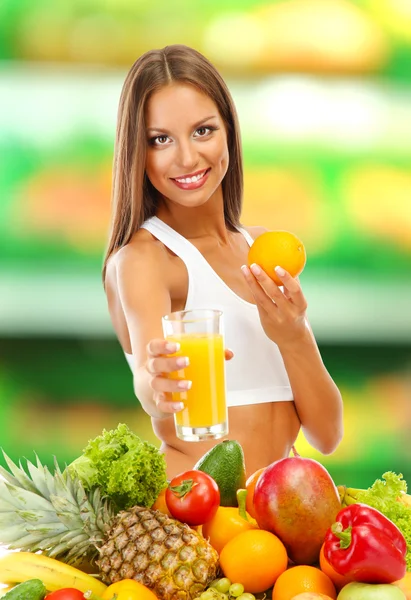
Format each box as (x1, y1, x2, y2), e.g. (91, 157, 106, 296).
(0, 426, 410, 600)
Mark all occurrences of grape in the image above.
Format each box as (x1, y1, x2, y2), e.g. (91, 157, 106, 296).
(214, 579, 231, 594)
(201, 591, 216, 600)
(237, 594, 255, 600)
(229, 584, 244, 598)
(209, 580, 221, 589)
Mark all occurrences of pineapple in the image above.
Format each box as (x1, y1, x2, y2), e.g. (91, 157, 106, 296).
(0, 454, 219, 600)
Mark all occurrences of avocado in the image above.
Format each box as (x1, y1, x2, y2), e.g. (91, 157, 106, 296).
(3, 580, 47, 600)
(194, 440, 246, 506)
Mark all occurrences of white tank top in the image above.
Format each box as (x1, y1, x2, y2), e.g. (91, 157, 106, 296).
(125, 216, 294, 407)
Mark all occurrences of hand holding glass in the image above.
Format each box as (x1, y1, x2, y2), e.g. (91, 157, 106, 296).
(162, 309, 228, 442)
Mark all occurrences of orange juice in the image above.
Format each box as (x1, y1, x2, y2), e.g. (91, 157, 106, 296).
(167, 333, 227, 430)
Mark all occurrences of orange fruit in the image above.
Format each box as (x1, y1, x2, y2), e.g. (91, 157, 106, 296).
(151, 487, 172, 517)
(291, 594, 335, 600)
(102, 579, 158, 600)
(393, 571, 411, 600)
(219, 529, 288, 593)
(245, 467, 265, 519)
(272, 565, 337, 600)
(319, 543, 353, 591)
(248, 230, 306, 285)
(202, 505, 258, 554)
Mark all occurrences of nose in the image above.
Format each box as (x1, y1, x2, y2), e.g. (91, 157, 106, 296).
(176, 139, 199, 171)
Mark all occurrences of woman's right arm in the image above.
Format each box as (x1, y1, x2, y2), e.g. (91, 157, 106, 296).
(109, 243, 191, 419)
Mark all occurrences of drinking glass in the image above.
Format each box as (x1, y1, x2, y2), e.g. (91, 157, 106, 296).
(162, 309, 228, 442)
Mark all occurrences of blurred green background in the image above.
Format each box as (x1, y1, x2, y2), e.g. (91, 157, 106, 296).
(0, 0, 410, 489)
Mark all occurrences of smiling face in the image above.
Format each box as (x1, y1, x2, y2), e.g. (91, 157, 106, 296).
(145, 83, 229, 210)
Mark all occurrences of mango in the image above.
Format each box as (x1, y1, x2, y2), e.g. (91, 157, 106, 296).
(254, 456, 341, 565)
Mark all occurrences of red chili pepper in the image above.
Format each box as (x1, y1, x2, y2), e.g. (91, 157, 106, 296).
(324, 502, 406, 584)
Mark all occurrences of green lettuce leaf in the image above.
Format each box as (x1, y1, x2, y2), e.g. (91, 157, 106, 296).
(68, 423, 167, 511)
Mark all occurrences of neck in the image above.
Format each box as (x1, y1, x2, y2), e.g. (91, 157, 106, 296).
(155, 190, 232, 244)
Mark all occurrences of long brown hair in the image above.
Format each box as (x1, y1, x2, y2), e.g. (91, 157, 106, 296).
(102, 44, 243, 282)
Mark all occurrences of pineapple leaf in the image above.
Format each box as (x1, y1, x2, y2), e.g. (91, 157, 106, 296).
(26, 455, 54, 500)
(5, 482, 57, 512)
(0, 464, 17, 486)
(16, 509, 42, 522)
(2, 453, 40, 495)
(0, 453, 115, 563)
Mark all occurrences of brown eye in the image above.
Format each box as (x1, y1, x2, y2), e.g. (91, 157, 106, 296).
(195, 127, 211, 137)
(156, 135, 169, 144)
(148, 135, 170, 146)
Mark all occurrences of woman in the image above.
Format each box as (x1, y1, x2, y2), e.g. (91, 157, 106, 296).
(103, 44, 343, 478)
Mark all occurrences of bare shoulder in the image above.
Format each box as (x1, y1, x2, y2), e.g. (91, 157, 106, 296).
(243, 225, 268, 241)
(104, 230, 175, 360)
(105, 229, 173, 345)
(106, 229, 170, 285)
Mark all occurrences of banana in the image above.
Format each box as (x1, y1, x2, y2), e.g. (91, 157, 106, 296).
(337, 485, 346, 503)
(397, 492, 411, 507)
(343, 487, 366, 506)
(337, 485, 367, 507)
(0, 552, 107, 595)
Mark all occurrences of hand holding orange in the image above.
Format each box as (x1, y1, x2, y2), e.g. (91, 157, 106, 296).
(248, 231, 306, 285)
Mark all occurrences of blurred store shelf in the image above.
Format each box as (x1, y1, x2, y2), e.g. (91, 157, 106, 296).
(0, 271, 410, 343)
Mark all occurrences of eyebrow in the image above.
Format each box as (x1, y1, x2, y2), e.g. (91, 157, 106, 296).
(146, 115, 219, 134)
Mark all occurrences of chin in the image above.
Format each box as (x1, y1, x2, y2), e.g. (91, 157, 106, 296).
(165, 189, 215, 208)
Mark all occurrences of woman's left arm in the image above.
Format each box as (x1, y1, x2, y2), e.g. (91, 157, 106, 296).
(241, 263, 344, 455)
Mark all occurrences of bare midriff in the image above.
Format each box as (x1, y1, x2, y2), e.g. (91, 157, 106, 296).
(152, 401, 301, 479)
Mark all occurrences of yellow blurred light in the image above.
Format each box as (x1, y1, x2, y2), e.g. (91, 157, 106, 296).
(253, 0, 389, 74)
(69, 13, 124, 63)
(17, 9, 72, 62)
(242, 167, 335, 255)
(343, 166, 411, 251)
(365, 0, 411, 41)
(96, 0, 149, 7)
(203, 12, 265, 69)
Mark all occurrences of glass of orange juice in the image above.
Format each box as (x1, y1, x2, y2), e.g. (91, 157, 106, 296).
(162, 309, 228, 442)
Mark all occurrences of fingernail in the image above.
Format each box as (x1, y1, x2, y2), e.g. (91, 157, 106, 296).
(241, 265, 249, 275)
(172, 402, 184, 411)
(250, 263, 261, 276)
(275, 266, 286, 277)
(176, 356, 189, 368)
(177, 380, 192, 390)
(165, 342, 180, 353)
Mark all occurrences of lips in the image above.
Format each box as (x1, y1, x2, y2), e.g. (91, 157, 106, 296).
(171, 168, 211, 191)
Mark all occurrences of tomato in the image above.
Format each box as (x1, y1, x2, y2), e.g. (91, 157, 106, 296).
(45, 589, 85, 600)
(166, 470, 220, 526)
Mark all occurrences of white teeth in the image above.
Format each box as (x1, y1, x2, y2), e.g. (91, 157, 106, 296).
(175, 170, 207, 184)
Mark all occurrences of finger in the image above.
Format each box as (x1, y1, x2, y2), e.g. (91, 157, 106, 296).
(274, 266, 308, 310)
(149, 374, 192, 394)
(146, 355, 189, 375)
(146, 338, 181, 357)
(241, 264, 284, 312)
(241, 264, 279, 312)
(154, 392, 184, 414)
(248, 263, 290, 308)
(224, 348, 234, 361)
